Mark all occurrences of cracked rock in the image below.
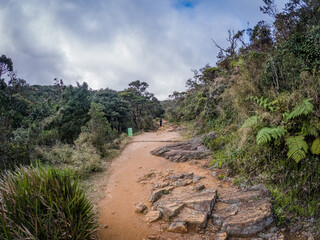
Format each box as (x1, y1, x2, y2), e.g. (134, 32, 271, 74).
(167, 221, 188, 233)
(149, 186, 175, 203)
(135, 202, 147, 213)
(144, 211, 162, 223)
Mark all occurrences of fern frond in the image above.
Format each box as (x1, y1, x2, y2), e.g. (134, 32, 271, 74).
(285, 136, 308, 163)
(300, 121, 318, 137)
(242, 116, 260, 128)
(286, 98, 313, 120)
(311, 138, 320, 155)
(256, 126, 287, 144)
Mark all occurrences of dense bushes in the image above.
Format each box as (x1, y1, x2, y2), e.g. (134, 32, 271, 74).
(0, 61, 164, 171)
(165, 0, 320, 222)
(0, 166, 97, 239)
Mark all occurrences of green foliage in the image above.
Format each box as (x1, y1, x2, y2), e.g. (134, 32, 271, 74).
(256, 126, 287, 144)
(87, 102, 116, 153)
(241, 115, 260, 128)
(93, 89, 130, 132)
(247, 96, 277, 111)
(56, 83, 92, 143)
(120, 81, 164, 131)
(300, 121, 318, 137)
(285, 136, 308, 163)
(311, 138, 320, 155)
(286, 98, 313, 120)
(0, 165, 97, 239)
(218, 174, 226, 180)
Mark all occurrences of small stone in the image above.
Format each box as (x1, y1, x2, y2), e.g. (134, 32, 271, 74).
(135, 202, 147, 213)
(144, 211, 161, 223)
(147, 234, 158, 240)
(212, 162, 221, 169)
(175, 179, 193, 187)
(103, 225, 108, 229)
(212, 171, 217, 177)
(167, 221, 188, 233)
(248, 184, 270, 196)
(269, 226, 278, 233)
(214, 232, 227, 240)
(308, 234, 315, 240)
(194, 184, 205, 191)
(289, 223, 302, 233)
(193, 175, 205, 183)
(138, 172, 155, 183)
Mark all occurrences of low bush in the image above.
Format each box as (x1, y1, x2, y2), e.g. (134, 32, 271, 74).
(0, 165, 97, 239)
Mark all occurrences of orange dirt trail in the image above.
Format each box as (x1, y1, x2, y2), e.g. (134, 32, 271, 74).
(98, 129, 223, 240)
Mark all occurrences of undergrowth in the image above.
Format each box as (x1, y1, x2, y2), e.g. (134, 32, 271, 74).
(0, 165, 98, 239)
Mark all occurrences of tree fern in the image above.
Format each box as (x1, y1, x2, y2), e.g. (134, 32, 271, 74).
(300, 121, 318, 137)
(311, 138, 320, 155)
(256, 126, 287, 144)
(286, 98, 313, 121)
(285, 136, 308, 163)
(242, 115, 260, 128)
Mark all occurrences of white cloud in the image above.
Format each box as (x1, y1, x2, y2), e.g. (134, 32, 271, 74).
(0, 0, 285, 99)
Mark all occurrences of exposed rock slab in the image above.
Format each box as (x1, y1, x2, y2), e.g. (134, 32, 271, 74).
(220, 200, 273, 236)
(154, 189, 217, 232)
(174, 207, 208, 230)
(155, 201, 184, 220)
(150, 133, 215, 162)
(174, 189, 217, 213)
(212, 185, 273, 237)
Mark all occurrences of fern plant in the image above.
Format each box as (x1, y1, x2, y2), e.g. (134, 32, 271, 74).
(311, 138, 320, 155)
(300, 121, 318, 137)
(246, 96, 278, 111)
(256, 126, 287, 144)
(285, 136, 308, 163)
(285, 98, 313, 121)
(244, 97, 318, 163)
(242, 115, 260, 128)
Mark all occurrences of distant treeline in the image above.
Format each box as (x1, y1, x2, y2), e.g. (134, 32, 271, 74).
(0, 56, 164, 170)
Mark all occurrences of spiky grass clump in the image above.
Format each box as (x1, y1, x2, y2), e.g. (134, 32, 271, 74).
(0, 166, 97, 240)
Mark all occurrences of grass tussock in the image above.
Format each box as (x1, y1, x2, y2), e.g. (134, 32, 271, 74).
(0, 165, 98, 240)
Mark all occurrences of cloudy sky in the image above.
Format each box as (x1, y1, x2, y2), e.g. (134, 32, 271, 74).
(1, 0, 287, 99)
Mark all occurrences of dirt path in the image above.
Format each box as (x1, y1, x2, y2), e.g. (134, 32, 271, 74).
(98, 129, 225, 240)
(97, 128, 306, 240)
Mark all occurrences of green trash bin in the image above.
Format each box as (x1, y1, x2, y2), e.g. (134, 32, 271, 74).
(128, 128, 133, 137)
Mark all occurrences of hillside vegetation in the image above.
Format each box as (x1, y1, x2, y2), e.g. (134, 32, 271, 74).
(165, 0, 320, 225)
(0, 66, 164, 172)
(0, 55, 164, 237)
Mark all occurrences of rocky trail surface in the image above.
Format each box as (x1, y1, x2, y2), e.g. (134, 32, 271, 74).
(98, 127, 310, 240)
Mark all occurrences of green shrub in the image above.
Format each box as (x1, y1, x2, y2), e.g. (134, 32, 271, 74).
(0, 166, 97, 239)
